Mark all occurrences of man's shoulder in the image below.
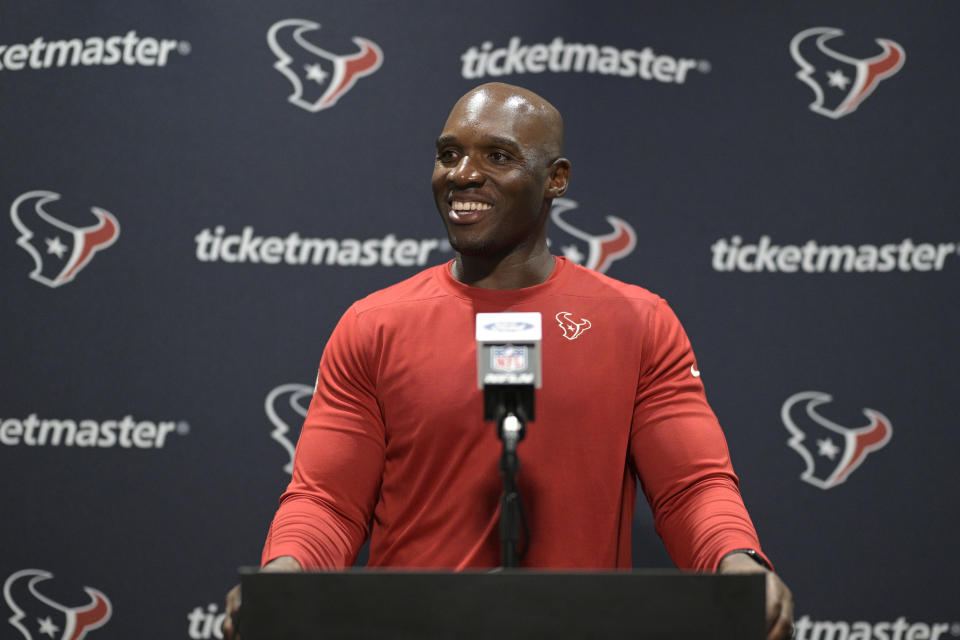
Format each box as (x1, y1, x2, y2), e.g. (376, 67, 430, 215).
(351, 263, 451, 316)
(560, 259, 662, 309)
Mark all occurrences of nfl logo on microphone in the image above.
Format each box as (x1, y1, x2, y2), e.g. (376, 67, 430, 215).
(492, 346, 527, 372)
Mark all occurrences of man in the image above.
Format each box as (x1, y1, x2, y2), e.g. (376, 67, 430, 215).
(225, 82, 794, 639)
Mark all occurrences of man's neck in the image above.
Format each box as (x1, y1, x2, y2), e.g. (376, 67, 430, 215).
(452, 246, 556, 290)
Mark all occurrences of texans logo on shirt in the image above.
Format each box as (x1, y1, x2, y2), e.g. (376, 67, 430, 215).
(781, 391, 892, 489)
(789, 27, 905, 119)
(10, 191, 119, 288)
(267, 18, 383, 113)
(555, 312, 591, 341)
(549, 198, 636, 274)
(3, 569, 112, 640)
(265, 383, 313, 474)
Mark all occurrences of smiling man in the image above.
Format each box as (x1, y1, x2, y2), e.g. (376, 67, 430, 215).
(433, 84, 567, 290)
(225, 83, 794, 640)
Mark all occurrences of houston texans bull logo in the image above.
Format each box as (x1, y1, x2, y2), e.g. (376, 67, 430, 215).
(549, 198, 636, 274)
(790, 27, 905, 119)
(3, 569, 112, 640)
(267, 19, 382, 113)
(555, 312, 591, 341)
(265, 383, 313, 474)
(10, 191, 119, 288)
(781, 391, 892, 489)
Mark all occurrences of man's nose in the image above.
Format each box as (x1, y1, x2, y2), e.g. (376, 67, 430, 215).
(450, 155, 483, 186)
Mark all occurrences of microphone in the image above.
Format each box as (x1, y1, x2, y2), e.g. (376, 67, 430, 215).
(476, 312, 540, 566)
(475, 312, 542, 423)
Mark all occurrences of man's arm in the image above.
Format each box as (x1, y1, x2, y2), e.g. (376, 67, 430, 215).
(630, 298, 793, 639)
(630, 298, 766, 569)
(223, 305, 386, 639)
(262, 304, 386, 568)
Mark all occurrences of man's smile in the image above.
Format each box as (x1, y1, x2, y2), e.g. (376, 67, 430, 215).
(448, 199, 493, 223)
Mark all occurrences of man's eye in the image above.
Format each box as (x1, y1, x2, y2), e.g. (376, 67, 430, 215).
(490, 152, 509, 163)
(437, 150, 457, 162)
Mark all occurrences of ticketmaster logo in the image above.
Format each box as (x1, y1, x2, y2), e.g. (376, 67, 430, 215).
(793, 615, 956, 640)
(0, 31, 190, 71)
(711, 236, 958, 273)
(194, 226, 445, 267)
(460, 36, 708, 83)
(187, 602, 226, 639)
(0, 414, 188, 449)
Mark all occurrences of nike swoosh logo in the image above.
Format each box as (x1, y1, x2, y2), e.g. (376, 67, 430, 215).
(691, 364, 701, 378)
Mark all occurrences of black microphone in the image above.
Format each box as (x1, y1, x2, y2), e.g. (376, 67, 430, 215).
(476, 312, 541, 566)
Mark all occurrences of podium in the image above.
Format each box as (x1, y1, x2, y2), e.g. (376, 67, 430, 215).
(239, 569, 765, 639)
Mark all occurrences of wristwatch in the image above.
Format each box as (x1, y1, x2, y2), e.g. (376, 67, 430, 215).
(722, 548, 772, 571)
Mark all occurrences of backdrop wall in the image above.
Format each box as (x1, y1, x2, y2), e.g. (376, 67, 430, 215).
(2, 2, 957, 638)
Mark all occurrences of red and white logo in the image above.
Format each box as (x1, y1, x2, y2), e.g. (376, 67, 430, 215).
(555, 312, 591, 341)
(550, 198, 636, 274)
(265, 383, 312, 474)
(781, 391, 892, 489)
(491, 346, 528, 372)
(10, 191, 119, 288)
(790, 27, 905, 119)
(267, 19, 382, 113)
(3, 569, 112, 639)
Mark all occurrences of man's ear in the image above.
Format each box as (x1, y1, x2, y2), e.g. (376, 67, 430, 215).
(547, 158, 571, 197)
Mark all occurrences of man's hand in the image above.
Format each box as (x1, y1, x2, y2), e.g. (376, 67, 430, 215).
(718, 552, 794, 640)
(222, 556, 303, 640)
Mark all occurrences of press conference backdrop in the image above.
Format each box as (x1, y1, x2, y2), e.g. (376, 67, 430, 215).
(1, 1, 957, 638)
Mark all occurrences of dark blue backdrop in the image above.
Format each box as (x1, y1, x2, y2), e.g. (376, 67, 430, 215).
(2, 2, 957, 638)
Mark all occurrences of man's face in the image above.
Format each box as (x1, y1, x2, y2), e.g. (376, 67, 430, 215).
(432, 91, 556, 258)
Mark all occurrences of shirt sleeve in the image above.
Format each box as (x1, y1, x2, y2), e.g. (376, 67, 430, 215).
(261, 304, 386, 569)
(629, 298, 771, 571)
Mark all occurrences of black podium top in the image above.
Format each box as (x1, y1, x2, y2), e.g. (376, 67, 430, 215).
(240, 569, 765, 639)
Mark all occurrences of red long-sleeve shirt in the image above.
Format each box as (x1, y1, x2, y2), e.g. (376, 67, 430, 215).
(263, 258, 767, 570)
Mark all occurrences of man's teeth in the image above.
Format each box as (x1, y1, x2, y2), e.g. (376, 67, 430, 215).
(451, 201, 492, 211)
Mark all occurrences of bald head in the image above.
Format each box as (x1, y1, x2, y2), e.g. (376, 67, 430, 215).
(445, 83, 565, 165)
(432, 82, 571, 269)
(432, 82, 572, 275)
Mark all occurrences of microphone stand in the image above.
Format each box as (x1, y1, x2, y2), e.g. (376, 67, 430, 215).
(498, 411, 525, 568)
(475, 313, 541, 569)
(487, 385, 533, 568)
